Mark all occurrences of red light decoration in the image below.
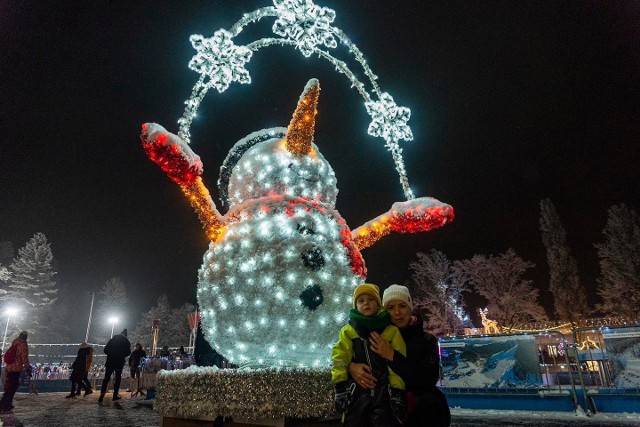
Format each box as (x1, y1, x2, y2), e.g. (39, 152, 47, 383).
(352, 199, 454, 251)
(141, 124, 203, 187)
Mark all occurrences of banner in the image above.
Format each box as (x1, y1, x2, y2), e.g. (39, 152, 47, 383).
(602, 326, 640, 388)
(439, 335, 541, 388)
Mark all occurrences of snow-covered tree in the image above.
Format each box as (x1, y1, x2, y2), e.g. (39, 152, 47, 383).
(132, 294, 172, 351)
(0, 243, 14, 299)
(539, 199, 589, 322)
(0, 264, 10, 282)
(164, 302, 197, 349)
(410, 249, 470, 336)
(8, 233, 58, 333)
(132, 295, 196, 351)
(0, 264, 11, 302)
(453, 248, 548, 329)
(595, 204, 640, 319)
(37, 302, 71, 343)
(94, 276, 128, 343)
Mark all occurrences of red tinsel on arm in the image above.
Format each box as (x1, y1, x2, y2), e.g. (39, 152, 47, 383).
(141, 123, 224, 241)
(141, 123, 203, 187)
(351, 197, 454, 251)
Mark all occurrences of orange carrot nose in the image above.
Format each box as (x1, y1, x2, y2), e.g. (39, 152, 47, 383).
(285, 79, 320, 155)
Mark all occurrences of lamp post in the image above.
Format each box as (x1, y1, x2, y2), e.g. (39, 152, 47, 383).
(2, 308, 18, 353)
(109, 316, 118, 338)
(85, 291, 96, 343)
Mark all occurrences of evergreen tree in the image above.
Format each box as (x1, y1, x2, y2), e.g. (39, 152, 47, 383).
(0, 264, 10, 283)
(0, 264, 11, 303)
(94, 276, 128, 343)
(595, 204, 640, 319)
(453, 248, 548, 329)
(410, 249, 469, 336)
(539, 199, 588, 322)
(132, 294, 172, 351)
(8, 233, 58, 333)
(37, 302, 71, 343)
(165, 302, 197, 349)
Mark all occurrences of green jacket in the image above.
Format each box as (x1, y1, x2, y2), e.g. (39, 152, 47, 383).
(331, 322, 406, 390)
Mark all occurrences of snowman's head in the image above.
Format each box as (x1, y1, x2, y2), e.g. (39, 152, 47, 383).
(219, 79, 338, 210)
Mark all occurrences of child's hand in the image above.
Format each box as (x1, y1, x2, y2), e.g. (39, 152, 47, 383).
(348, 362, 377, 389)
(369, 332, 394, 361)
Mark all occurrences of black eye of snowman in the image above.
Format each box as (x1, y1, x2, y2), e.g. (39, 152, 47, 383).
(301, 245, 325, 271)
(296, 223, 316, 235)
(288, 161, 320, 182)
(299, 284, 324, 311)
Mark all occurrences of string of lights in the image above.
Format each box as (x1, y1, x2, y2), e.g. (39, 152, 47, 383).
(177, 0, 416, 200)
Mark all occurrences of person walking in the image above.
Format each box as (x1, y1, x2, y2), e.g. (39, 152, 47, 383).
(350, 284, 451, 427)
(98, 329, 131, 403)
(127, 342, 146, 393)
(67, 343, 90, 398)
(78, 343, 94, 394)
(0, 331, 31, 413)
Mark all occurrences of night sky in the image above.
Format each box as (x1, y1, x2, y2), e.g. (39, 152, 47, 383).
(1, 1, 638, 339)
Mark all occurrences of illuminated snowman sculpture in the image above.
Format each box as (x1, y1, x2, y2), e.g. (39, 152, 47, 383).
(141, 79, 453, 367)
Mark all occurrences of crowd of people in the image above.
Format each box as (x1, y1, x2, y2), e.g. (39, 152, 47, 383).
(0, 283, 449, 425)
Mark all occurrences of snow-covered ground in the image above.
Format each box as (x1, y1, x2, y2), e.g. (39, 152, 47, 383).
(0, 393, 639, 426)
(0, 392, 159, 427)
(451, 407, 640, 426)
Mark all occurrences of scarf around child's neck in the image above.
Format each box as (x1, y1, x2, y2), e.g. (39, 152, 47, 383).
(348, 308, 391, 338)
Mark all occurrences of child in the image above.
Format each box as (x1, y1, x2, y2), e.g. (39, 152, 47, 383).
(331, 283, 407, 426)
(75, 343, 94, 396)
(66, 343, 91, 398)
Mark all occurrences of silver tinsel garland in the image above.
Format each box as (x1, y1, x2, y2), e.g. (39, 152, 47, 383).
(154, 366, 334, 420)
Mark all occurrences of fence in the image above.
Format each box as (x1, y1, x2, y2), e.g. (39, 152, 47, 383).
(1, 354, 196, 395)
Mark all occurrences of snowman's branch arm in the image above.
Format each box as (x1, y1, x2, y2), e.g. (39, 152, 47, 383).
(141, 123, 225, 241)
(181, 178, 225, 242)
(351, 197, 454, 251)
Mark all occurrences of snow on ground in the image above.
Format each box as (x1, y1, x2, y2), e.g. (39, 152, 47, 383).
(451, 407, 640, 426)
(0, 393, 639, 426)
(0, 392, 159, 427)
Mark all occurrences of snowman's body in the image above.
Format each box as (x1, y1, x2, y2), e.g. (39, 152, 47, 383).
(198, 135, 366, 366)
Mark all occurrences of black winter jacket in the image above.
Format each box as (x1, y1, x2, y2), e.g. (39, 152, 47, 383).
(388, 315, 440, 393)
(388, 315, 450, 427)
(104, 334, 131, 369)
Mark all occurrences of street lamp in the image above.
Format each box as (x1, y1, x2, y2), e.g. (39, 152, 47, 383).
(2, 308, 18, 353)
(85, 291, 96, 343)
(109, 316, 118, 339)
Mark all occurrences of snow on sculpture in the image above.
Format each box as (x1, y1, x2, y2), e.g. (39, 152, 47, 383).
(140, 1, 455, 367)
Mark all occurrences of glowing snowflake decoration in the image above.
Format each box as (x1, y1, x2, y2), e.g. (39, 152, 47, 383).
(176, 2, 422, 200)
(188, 30, 252, 93)
(272, 0, 337, 57)
(365, 93, 414, 143)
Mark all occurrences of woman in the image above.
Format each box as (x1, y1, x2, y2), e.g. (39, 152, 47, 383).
(348, 284, 451, 427)
(67, 343, 92, 398)
(76, 343, 94, 395)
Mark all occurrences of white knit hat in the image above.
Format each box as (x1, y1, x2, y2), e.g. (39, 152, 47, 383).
(382, 284, 413, 309)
